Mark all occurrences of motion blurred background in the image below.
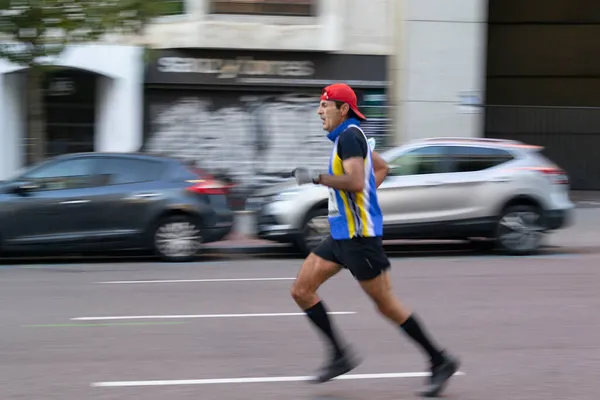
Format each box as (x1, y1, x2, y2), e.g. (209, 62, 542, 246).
(1, 0, 598, 209)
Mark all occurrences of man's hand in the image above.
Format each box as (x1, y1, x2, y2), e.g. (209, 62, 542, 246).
(293, 167, 321, 185)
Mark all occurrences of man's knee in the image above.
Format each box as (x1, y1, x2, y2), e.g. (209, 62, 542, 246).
(290, 281, 312, 303)
(291, 253, 340, 305)
(290, 254, 317, 302)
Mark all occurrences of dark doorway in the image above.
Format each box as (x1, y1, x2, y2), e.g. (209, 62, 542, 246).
(43, 68, 96, 158)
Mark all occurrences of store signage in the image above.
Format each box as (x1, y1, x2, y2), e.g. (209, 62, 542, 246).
(146, 50, 388, 88)
(157, 57, 315, 79)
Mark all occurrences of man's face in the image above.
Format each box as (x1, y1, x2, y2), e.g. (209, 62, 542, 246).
(317, 100, 348, 132)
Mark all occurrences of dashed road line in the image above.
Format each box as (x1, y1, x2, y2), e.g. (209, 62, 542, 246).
(96, 277, 296, 284)
(24, 322, 187, 328)
(72, 311, 356, 321)
(92, 371, 465, 387)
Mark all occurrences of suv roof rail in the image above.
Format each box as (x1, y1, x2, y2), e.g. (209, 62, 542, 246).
(416, 137, 523, 144)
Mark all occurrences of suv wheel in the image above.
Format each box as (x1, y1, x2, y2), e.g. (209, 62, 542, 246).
(496, 205, 545, 255)
(295, 208, 329, 256)
(153, 215, 203, 262)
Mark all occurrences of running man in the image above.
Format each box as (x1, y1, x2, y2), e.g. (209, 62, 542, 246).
(291, 83, 460, 397)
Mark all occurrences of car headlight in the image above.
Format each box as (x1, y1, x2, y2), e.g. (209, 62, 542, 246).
(273, 189, 300, 202)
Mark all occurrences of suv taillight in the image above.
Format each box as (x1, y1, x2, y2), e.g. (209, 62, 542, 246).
(186, 179, 231, 195)
(523, 167, 569, 185)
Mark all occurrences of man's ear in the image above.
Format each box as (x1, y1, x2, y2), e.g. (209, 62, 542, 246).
(341, 103, 350, 117)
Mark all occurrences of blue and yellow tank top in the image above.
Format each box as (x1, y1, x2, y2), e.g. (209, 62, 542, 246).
(325, 118, 384, 240)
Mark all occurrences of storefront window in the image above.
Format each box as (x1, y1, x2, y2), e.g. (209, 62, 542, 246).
(210, 0, 315, 17)
(156, 0, 185, 16)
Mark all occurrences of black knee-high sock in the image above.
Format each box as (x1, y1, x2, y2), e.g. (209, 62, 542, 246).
(400, 313, 445, 365)
(305, 301, 345, 358)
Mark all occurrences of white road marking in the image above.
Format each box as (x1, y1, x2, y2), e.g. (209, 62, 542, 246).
(72, 312, 356, 321)
(578, 201, 600, 205)
(96, 277, 296, 284)
(92, 371, 465, 387)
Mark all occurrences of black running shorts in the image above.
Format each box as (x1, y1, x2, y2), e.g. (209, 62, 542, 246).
(313, 235, 391, 281)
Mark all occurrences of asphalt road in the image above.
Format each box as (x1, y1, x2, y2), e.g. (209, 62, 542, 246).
(1, 244, 600, 400)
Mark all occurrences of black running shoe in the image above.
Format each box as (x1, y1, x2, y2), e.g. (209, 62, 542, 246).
(417, 353, 460, 397)
(312, 346, 361, 383)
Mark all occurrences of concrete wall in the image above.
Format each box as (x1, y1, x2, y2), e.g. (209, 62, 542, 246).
(0, 72, 26, 181)
(392, 0, 487, 143)
(0, 45, 143, 180)
(133, 0, 395, 55)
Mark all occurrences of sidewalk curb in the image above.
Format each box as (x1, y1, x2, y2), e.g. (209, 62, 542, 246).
(203, 240, 486, 255)
(202, 238, 586, 256)
(203, 243, 294, 255)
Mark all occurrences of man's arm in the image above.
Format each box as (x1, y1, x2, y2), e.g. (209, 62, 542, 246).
(371, 150, 389, 187)
(318, 157, 365, 192)
(317, 129, 366, 192)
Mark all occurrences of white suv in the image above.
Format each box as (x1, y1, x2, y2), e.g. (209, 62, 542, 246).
(245, 138, 574, 256)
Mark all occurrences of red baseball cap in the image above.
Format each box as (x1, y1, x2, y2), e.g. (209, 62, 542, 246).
(321, 83, 367, 121)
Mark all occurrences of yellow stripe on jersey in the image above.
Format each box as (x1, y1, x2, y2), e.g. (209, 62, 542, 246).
(356, 157, 369, 236)
(332, 153, 356, 238)
(356, 197, 369, 236)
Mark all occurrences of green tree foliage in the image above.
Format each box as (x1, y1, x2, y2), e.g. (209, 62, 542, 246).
(0, 0, 159, 66)
(0, 0, 161, 163)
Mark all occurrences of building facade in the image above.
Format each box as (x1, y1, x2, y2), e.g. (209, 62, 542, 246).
(141, 0, 393, 54)
(138, 0, 396, 198)
(142, 50, 388, 187)
(4, 1, 595, 190)
(391, 0, 488, 143)
(140, 0, 489, 148)
(0, 0, 490, 182)
(484, 0, 600, 190)
(0, 45, 144, 180)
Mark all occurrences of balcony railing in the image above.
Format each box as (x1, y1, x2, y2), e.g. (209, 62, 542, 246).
(209, 0, 316, 17)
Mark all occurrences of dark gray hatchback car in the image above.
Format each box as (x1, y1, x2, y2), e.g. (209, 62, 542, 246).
(0, 152, 234, 262)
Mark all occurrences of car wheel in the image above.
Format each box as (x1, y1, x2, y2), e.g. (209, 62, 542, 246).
(295, 208, 329, 256)
(153, 215, 203, 262)
(495, 205, 546, 255)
